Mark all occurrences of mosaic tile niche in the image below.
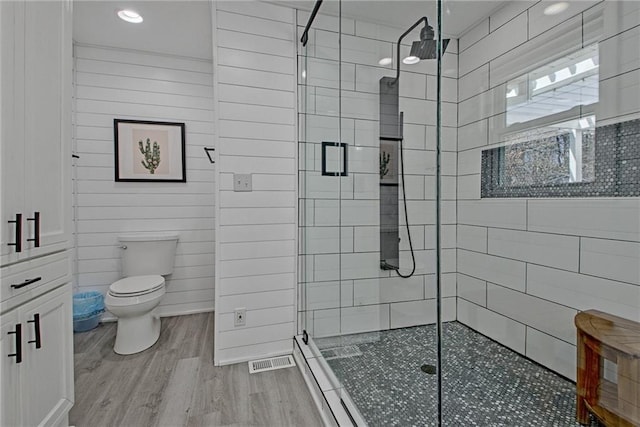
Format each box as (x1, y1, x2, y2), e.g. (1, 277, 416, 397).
(481, 118, 640, 198)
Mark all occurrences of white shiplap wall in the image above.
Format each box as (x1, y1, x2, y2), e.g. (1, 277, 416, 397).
(73, 44, 215, 317)
(456, 0, 640, 381)
(213, 1, 298, 365)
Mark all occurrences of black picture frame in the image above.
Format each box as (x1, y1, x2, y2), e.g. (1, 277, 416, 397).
(114, 119, 186, 182)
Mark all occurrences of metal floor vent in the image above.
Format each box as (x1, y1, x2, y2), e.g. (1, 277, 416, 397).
(248, 355, 296, 374)
(322, 345, 363, 360)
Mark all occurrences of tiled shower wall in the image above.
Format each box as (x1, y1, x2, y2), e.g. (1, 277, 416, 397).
(456, 0, 640, 381)
(297, 12, 459, 337)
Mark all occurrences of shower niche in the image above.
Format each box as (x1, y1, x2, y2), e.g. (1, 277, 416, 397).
(379, 76, 401, 271)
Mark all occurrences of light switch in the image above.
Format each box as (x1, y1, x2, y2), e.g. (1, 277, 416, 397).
(233, 173, 252, 192)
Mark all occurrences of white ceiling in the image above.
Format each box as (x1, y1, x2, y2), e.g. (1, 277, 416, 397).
(280, 0, 508, 37)
(73, 0, 506, 58)
(73, 1, 213, 59)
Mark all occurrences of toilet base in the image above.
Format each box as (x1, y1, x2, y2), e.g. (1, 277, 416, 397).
(113, 311, 161, 355)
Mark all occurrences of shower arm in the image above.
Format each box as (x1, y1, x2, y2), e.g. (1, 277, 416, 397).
(394, 16, 429, 81)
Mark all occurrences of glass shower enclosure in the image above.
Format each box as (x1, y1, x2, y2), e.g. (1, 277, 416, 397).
(297, 0, 636, 425)
(298, 0, 452, 424)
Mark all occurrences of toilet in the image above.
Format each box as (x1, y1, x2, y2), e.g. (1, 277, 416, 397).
(105, 233, 178, 355)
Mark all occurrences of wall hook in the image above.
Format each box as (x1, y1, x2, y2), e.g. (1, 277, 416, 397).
(204, 147, 215, 164)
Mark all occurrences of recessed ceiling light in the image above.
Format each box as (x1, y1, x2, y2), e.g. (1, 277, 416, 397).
(378, 57, 392, 66)
(118, 9, 143, 23)
(544, 2, 569, 16)
(403, 56, 420, 65)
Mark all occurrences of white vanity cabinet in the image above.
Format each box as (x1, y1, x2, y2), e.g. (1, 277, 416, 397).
(0, 1, 74, 426)
(1, 0, 72, 266)
(1, 285, 74, 427)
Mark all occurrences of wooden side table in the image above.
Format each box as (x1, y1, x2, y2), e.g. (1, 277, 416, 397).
(576, 310, 640, 426)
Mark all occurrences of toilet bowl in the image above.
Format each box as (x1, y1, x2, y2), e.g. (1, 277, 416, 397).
(105, 275, 166, 354)
(105, 233, 178, 355)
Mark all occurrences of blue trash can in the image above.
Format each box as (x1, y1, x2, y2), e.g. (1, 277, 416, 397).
(73, 291, 105, 332)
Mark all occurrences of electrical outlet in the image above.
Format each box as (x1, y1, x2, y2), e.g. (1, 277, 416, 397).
(234, 308, 246, 327)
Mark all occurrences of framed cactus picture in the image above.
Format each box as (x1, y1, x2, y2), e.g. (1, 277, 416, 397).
(114, 119, 186, 182)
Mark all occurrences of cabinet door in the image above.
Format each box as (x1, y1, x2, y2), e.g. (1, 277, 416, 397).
(22, 0, 72, 258)
(0, 309, 22, 427)
(20, 285, 74, 427)
(0, 1, 26, 265)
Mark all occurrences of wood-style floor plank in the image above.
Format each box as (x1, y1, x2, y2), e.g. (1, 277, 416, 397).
(69, 312, 323, 427)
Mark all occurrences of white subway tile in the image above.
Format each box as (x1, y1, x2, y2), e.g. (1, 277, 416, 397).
(354, 119, 379, 147)
(390, 296, 455, 327)
(314, 254, 340, 282)
(603, 0, 640, 38)
(341, 252, 382, 280)
(527, 264, 640, 322)
(457, 224, 488, 253)
(458, 120, 488, 151)
(306, 281, 341, 310)
(341, 34, 393, 67)
(598, 70, 640, 121)
(354, 226, 379, 252)
(459, 13, 528, 77)
(457, 174, 481, 200)
(403, 124, 427, 150)
(459, 64, 490, 102)
(341, 199, 379, 226)
(353, 276, 423, 305)
(459, 200, 527, 230)
(460, 19, 489, 52)
(341, 304, 390, 334)
(457, 299, 526, 354)
(458, 147, 482, 175)
(526, 328, 577, 381)
(528, 0, 600, 39)
(426, 76, 457, 103)
(528, 199, 640, 241)
(458, 85, 505, 127)
(490, 15, 583, 87)
(489, 1, 537, 32)
(458, 273, 487, 307)
(313, 308, 340, 337)
(458, 249, 526, 292)
(488, 229, 580, 271)
(487, 284, 577, 344)
(297, 10, 355, 35)
(600, 25, 640, 80)
(580, 238, 640, 285)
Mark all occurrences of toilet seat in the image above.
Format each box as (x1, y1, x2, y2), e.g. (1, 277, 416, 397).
(109, 275, 165, 297)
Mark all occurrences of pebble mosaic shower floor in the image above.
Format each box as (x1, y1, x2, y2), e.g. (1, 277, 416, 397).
(315, 322, 601, 427)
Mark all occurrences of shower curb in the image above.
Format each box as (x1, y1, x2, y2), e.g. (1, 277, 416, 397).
(293, 335, 366, 426)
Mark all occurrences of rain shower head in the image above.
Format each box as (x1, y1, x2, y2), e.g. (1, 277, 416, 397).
(408, 23, 450, 60)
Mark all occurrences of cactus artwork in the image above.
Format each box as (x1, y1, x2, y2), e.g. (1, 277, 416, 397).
(380, 150, 391, 179)
(139, 138, 161, 174)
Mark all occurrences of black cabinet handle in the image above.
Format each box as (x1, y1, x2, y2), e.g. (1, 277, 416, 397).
(27, 211, 40, 247)
(27, 314, 41, 349)
(8, 213, 22, 253)
(7, 324, 22, 364)
(11, 277, 42, 290)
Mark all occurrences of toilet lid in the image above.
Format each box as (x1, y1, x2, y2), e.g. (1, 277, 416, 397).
(110, 275, 164, 296)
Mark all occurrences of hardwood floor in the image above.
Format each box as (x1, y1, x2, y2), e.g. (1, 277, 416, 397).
(70, 313, 324, 427)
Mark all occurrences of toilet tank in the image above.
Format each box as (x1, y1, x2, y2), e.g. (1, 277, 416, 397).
(119, 234, 179, 277)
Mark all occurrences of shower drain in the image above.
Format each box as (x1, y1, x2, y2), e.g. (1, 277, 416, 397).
(421, 364, 437, 374)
